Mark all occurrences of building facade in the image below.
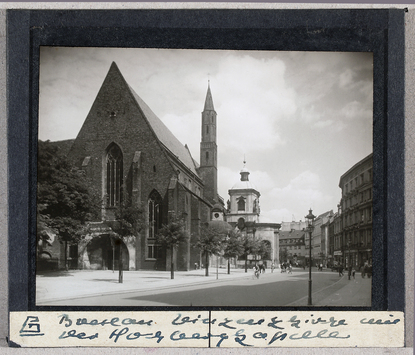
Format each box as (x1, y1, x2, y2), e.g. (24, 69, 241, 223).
(278, 229, 306, 266)
(337, 153, 373, 268)
(310, 211, 333, 267)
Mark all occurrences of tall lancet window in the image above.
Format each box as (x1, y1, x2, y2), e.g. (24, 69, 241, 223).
(106, 143, 123, 207)
(148, 190, 163, 239)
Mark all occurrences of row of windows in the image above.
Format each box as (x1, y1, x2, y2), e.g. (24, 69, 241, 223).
(280, 239, 303, 244)
(344, 207, 372, 227)
(280, 245, 304, 250)
(343, 188, 372, 210)
(344, 229, 372, 247)
(332, 229, 372, 250)
(344, 169, 372, 194)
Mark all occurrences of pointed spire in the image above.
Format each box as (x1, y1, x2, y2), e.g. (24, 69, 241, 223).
(204, 81, 215, 111)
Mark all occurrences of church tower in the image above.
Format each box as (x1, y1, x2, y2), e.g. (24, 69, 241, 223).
(199, 83, 218, 204)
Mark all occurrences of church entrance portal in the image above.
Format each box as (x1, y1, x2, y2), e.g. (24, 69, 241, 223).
(86, 235, 129, 270)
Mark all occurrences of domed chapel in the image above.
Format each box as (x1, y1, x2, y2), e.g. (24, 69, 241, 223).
(226, 162, 281, 268)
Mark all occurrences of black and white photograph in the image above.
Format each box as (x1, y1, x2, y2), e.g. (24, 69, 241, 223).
(36, 47, 373, 307)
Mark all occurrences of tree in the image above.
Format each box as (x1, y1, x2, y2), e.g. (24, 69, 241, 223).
(194, 225, 223, 276)
(37, 140, 101, 270)
(241, 234, 260, 273)
(258, 240, 272, 261)
(222, 229, 244, 274)
(112, 198, 146, 283)
(156, 216, 187, 279)
(279, 247, 288, 265)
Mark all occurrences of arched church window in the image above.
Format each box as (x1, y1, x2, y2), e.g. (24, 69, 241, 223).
(206, 151, 209, 162)
(237, 197, 246, 211)
(148, 190, 163, 239)
(206, 125, 209, 134)
(106, 143, 123, 207)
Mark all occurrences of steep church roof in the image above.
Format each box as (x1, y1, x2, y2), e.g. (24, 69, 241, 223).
(128, 83, 198, 176)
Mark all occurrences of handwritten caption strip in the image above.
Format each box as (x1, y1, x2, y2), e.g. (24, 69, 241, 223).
(10, 311, 404, 348)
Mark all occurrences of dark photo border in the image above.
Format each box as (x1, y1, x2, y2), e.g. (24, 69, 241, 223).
(7, 9, 405, 312)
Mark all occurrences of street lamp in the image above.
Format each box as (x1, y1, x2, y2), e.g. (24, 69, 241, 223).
(347, 237, 351, 280)
(305, 208, 316, 306)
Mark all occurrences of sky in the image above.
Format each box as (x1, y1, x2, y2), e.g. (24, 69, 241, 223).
(39, 47, 373, 224)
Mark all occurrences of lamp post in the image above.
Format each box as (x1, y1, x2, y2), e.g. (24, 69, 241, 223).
(305, 208, 315, 306)
(347, 237, 351, 280)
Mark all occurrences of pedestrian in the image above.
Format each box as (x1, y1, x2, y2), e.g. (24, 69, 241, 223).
(338, 264, 344, 277)
(367, 264, 372, 278)
(271, 263, 275, 273)
(253, 264, 260, 279)
(362, 261, 368, 278)
(352, 267, 356, 279)
(195, 262, 198, 270)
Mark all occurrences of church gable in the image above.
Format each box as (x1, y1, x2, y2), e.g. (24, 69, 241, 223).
(69, 62, 200, 184)
(68, 62, 178, 203)
(69, 62, 164, 159)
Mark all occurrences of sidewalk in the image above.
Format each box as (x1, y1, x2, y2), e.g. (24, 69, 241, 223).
(288, 273, 372, 307)
(316, 274, 372, 306)
(36, 267, 254, 304)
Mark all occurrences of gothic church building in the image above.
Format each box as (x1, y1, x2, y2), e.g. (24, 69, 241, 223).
(58, 62, 222, 271)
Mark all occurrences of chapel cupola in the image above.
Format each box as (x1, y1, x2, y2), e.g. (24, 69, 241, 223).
(240, 164, 250, 182)
(226, 160, 261, 224)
